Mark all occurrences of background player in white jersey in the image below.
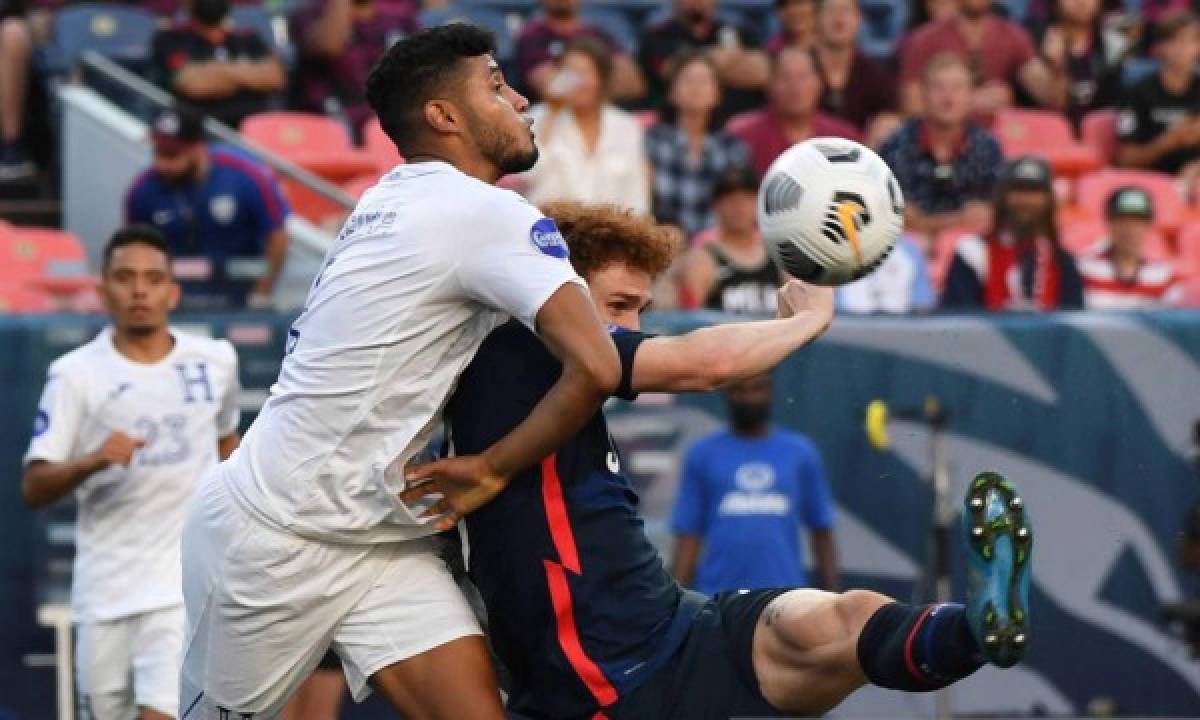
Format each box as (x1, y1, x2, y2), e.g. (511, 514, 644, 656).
(22, 225, 241, 720)
(179, 24, 621, 720)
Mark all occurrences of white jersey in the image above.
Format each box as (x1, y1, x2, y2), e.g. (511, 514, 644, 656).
(24, 328, 240, 623)
(225, 161, 582, 544)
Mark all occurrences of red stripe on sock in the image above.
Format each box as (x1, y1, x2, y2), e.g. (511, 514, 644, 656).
(903, 606, 937, 685)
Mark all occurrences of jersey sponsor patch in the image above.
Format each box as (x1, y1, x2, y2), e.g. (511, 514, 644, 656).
(32, 410, 48, 438)
(530, 217, 569, 259)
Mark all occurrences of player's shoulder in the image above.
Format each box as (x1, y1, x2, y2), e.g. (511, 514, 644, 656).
(173, 329, 238, 367)
(45, 332, 111, 386)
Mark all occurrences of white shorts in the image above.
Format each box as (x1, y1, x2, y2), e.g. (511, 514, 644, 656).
(179, 474, 481, 719)
(77, 605, 185, 719)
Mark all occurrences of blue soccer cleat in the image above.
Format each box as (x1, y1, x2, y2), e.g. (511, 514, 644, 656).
(963, 471, 1032, 668)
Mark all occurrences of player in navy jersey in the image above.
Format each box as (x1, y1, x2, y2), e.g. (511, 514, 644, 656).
(409, 202, 1034, 720)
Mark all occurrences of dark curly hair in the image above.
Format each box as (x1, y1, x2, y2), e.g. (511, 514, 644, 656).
(102, 224, 173, 274)
(541, 202, 681, 281)
(366, 24, 496, 154)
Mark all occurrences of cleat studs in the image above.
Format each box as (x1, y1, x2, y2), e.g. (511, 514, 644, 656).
(1017, 527, 1029, 538)
(984, 634, 998, 645)
(972, 526, 984, 536)
(1013, 634, 1026, 645)
(970, 497, 984, 508)
(1010, 497, 1023, 508)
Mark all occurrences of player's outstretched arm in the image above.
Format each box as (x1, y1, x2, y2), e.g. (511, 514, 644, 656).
(22, 432, 144, 509)
(405, 283, 620, 528)
(631, 279, 834, 394)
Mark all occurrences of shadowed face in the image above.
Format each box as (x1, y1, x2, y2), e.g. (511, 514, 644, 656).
(586, 262, 653, 331)
(101, 243, 179, 336)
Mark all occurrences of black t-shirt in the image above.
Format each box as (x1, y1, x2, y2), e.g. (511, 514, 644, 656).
(151, 24, 273, 128)
(638, 16, 765, 121)
(703, 244, 782, 314)
(446, 321, 701, 719)
(1036, 27, 1124, 128)
(1117, 72, 1200, 175)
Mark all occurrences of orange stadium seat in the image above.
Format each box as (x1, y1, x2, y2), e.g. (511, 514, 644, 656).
(0, 282, 56, 314)
(241, 113, 376, 225)
(1076, 170, 1185, 233)
(1177, 223, 1200, 278)
(1080, 109, 1118, 166)
(1060, 217, 1171, 260)
(342, 172, 382, 200)
(241, 112, 378, 181)
(992, 109, 1102, 177)
(0, 227, 95, 300)
(362, 116, 405, 175)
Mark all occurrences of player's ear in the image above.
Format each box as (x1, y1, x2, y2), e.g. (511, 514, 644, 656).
(423, 99, 461, 136)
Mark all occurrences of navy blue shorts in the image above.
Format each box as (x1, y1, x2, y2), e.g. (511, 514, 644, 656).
(607, 589, 791, 720)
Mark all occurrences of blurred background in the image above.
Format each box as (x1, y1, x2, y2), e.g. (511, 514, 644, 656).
(0, 0, 1198, 717)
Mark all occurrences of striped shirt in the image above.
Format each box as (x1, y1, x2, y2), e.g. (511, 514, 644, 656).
(1078, 242, 1181, 310)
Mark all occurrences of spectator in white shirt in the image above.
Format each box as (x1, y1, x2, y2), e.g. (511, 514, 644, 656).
(836, 234, 937, 314)
(1079, 186, 1181, 309)
(523, 37, 650, 213)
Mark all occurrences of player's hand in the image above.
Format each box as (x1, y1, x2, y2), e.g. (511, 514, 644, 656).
(776, 279, 834, 330)
(96, 431, 144, 467)
(401, 455, 510, 531)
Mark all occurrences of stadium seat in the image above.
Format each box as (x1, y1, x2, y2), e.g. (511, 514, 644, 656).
(342, 173, 382, 200)
(579, 7, 639, 54)
(1121, 57, 1158, 87)
(1060, 217, 1171, 261)
(1177, 223, 1200, 277)
(229, 5, 294, 66)
(858, 0, 909, 58)
(992, 109, 1102, 177)
(1076, 169, 1185, 233)
(0, 227, 88, 280)
(45, 4, 158, 72)
(0, 282, 56, 314)
(240, 112, 377, 181)
(418, 6, 518, 61)
(1080, 109, 1118, 166)
(362, 116, 405, 174)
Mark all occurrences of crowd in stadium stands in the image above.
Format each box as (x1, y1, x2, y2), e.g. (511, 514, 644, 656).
(1, 0, 1200, 313)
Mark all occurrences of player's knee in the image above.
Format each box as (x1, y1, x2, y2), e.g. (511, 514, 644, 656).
(834, 590, 893, 635)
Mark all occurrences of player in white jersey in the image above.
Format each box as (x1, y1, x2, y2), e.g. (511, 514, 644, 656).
(22, 226, 241, 720)
(179, 24, 621, 720)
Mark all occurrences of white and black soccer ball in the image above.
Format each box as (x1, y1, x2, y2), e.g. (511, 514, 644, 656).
(757, 137, 905, 286)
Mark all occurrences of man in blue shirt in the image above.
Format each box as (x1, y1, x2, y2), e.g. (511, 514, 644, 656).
(125, 107, 289, 310)
(409, 201, 1035, 720)
(671, 373, 838, 594)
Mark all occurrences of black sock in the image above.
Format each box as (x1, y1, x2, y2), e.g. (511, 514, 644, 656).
(856, 602, 984, 691)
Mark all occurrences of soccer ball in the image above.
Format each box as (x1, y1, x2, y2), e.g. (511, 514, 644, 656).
(757, 137, 905, 286)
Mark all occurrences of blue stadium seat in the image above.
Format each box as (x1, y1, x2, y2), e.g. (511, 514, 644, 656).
(1121, 57, 1159, 87)
(45, 4, 158, 72)
(858, 0, 908, 58)
(579, 7, 638, 54)
(229, 5, 294, 66)
(419, 6, 518, 60)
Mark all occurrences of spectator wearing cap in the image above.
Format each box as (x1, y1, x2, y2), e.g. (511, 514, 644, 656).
(1078, 187, 1182, 309)
(767, 0, 819, 53)
(899, 0, 1067, 117)
(638, 0, 770, 120)
(680, 166, 783, 314)
(880, 53, 1002, 244)
(813, 0, 899, 145)
(125, 108, 290, 310)
(290, 0, 417, 138)
(647, 51, 751, 239)
(942, 155, 1084, 311)
(727, 46, 861, 178)
(1036, 0, 1129, 130)
(522, 37, 650, 214)
(149, 0, 286, 129)
(1116, 12, 1200, 183)
(515, 0, 645, 104)
(836, 234, 936, 314)
(0, 0, 33, 182)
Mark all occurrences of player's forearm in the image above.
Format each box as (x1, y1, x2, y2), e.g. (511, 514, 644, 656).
(483, 360, 616, 478)
(21, 455, 107, 509)
(1116, 135, 1178, 169)
(232, 59, 286, 92)
(637, 313, 831, 393)
(173, 64, 242, 99)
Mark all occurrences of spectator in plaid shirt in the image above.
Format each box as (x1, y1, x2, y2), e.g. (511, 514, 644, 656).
(647, 51, 751, 239)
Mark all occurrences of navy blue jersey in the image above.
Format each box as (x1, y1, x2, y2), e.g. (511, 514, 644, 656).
(447, 320, 701, 720)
